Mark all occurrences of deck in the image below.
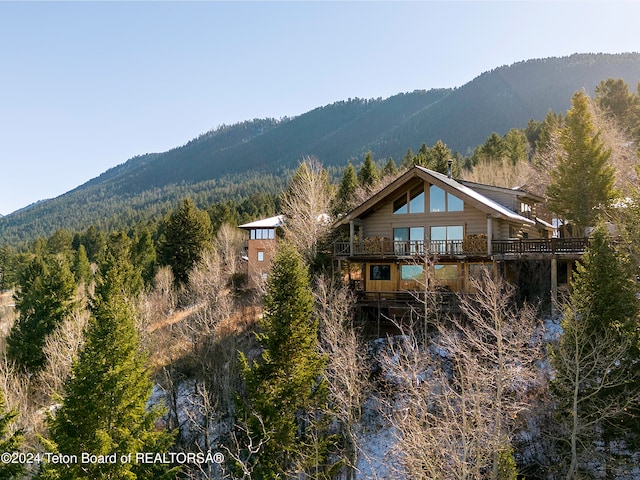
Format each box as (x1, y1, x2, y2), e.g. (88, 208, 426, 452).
(334, 237, 589, 259)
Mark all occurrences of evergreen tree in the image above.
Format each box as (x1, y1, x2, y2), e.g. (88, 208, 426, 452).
(238, 243, 329, 478)
(535, 110, 563, 154)
(43, 249, 176, 480)
(333, 162, 358, 216)
(382, 157, 398, 177)
(0, 390, 24, 479)
(106, 232, 144, 297)
(595, 78, 640, 132)
(503, 128, 529, 164)
(7, 255, 77, 372)
(400, 148, 415, 169)
(413, 143, 430, 167)
(46, 229, 74, 258)
(0, 245, 17, 290)
(478, 132, 506, 161)
(426, 140, 456, 176)
(72, 244, 92, 285)
(132, 228, 157, 287)
(570, 225, 638, 334)
(547, 91, 615, 233)
(357, 151, 380, 189)
(74, 225, 107, 264)
(158, 198, 212, 285)
(550, 225, 640, 477)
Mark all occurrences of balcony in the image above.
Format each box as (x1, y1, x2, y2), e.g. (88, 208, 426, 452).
(334, 237, 589, 258)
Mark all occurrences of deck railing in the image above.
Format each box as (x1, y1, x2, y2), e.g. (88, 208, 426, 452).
(491, 237, 589, 254)
(334, 237, 589, 257)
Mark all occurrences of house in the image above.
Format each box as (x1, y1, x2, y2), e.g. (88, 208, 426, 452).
(239, 215, 285, 289)
(332, 166, 587, 315)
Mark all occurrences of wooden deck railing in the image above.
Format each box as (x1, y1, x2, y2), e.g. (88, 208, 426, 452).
(491, 237, 589, 254)
(334, 237, 589, 257)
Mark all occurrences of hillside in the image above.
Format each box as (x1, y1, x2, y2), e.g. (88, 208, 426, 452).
(2, 52, 640, 245)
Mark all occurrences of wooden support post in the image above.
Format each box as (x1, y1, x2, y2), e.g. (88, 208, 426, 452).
(349, 220, 355, 255)
(486, 215, 493, 255)
(551, 257, 558, 318)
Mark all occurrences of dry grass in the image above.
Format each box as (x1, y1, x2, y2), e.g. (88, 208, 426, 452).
(462, 158, 532, 189)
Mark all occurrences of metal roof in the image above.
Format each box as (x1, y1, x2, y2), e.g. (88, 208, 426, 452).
(238, 214, 285, 229)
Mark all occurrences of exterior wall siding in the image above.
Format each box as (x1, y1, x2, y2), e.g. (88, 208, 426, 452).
(361, 193, 512, 241)
(246, 238, 277, 289)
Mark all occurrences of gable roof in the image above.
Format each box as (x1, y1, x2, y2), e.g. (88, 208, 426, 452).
(334, 166, 535, 227)
(458, 179, 544, 203)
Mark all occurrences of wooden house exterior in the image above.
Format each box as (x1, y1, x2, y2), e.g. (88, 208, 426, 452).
(333, 166, 587, 313)
(239, 215, 284, 289)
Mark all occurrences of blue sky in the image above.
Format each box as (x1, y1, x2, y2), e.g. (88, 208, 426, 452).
(1, 1, 638, 216)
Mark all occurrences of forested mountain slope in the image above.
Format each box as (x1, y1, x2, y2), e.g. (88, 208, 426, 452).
(2, 53, 640, 245)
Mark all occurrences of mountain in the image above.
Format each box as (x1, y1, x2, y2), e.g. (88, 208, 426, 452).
(2, 52, 640, 245)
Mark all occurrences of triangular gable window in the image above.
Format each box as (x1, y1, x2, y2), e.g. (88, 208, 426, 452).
(430, 185, 463, 212)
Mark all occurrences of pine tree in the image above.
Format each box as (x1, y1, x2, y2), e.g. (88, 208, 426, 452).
(0, 390, 24, 479)
(43, 249, 176, 480)
(550, 224, 640, 477)
(333, 162, 358, 216)
(72, 244, 92, 285)
(7, 255, 77, 372)
(158, 198, 212, 285)
(357, 151, 380, 189)
(503, 128, 529, 164)
(478, 132, 507, 161)
(132, 228, 157, 287)
(400, 148, 415, 169)
(382, 157, 398, 177)
(426, 140, 456, 176)
(238, 243, 329, 478)
(570, 225, 638, 334)
(547, 91, 615, 233)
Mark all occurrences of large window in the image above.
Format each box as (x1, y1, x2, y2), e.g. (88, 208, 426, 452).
(429, 185, 463, 212)
(434, 264, 458, 282)
(394, 227, 425, 254)
(394, 186, 425, 214)
(430, 225, 463, 254)
(370, 264, 391, 281)
(401, 264, 424, 281)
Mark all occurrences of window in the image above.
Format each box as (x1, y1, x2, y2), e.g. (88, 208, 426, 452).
(250, 228, 275, 240)
(430, 226, 463, 254)
(257, 251, 265, 262)
(430, 185, 463, 212)
(448, 192, 464, 211)
(393, 196, 408, 215)
(394, 186, 425, 214)
(393, 227, 424, 254)
(370, 264, 391, 281)
(520, 202, 532, 219)
(409, 187, 425, 213)
(434, 264, 458, 281)
(262, 273, 268, 281)
(401, 264, 424, 281)
(430, 185, 446, 212)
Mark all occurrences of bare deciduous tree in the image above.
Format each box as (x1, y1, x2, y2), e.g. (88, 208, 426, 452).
(37, 309, 88, 400)
(550, 305, 638, 480)
(314, 276, 368, 480)
(281, 157, 333, 265)
(381, 269, 544, 479)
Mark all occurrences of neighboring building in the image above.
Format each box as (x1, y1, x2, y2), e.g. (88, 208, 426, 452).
(239, 215, 285, 289)
(332, 166, 587, 316)
(238, 166, 588, 318)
